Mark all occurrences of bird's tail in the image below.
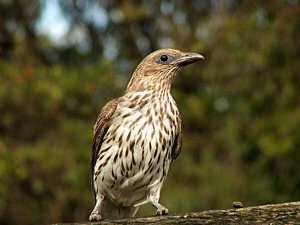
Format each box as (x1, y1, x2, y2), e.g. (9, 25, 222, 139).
(100, 197, 139, 219)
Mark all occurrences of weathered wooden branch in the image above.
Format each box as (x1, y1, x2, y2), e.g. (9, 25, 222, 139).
(53, 201, 300, 225)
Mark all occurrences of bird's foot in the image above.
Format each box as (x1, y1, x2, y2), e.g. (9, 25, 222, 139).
(89, 212, 102, 221)
(89, 193, 105, 221)
(148, 190, 168, 216)
(156, 205, 168, 216)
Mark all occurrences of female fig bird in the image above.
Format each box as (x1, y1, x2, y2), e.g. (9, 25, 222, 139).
(90, 48, 204, 221)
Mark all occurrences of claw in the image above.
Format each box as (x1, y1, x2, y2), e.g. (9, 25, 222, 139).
(89, 212, 102, 221)
(156, 206, 168, 216)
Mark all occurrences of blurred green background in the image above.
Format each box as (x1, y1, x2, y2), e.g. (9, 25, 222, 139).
(0, 0, 299, 224)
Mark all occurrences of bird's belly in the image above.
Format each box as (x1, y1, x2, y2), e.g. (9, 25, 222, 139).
(94, 108, 177, 207)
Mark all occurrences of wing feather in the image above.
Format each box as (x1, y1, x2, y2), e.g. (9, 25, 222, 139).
(91, 98, 118, 199)
(171, 116, 182, 161)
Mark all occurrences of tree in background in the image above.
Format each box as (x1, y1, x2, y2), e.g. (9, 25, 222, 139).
(0, 1, 299, 224)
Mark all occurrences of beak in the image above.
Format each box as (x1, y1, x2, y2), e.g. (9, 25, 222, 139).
(174, 52, 204, 66)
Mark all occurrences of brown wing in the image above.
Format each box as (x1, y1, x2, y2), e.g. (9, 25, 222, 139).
(91, 98, 118, 197)
(171, 117, 182, 161)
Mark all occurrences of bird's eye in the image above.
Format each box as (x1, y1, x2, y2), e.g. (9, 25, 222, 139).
(156, 53, 174, 64)
(160, 55, 169, 62)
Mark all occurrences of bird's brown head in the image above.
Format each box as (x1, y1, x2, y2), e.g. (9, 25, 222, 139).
(126, 48, 204, 93)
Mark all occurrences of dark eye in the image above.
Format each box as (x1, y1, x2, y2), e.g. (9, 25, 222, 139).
(156, 53, 174, 64)
(160, 55, 169, 62)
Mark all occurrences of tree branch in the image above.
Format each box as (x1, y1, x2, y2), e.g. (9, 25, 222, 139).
(53, 201, 300, 224)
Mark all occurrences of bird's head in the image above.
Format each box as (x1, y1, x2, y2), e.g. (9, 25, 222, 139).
(126, 48, 204, 92)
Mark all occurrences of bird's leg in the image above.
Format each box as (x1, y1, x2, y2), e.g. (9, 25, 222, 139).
(89, 194, 105, 221)
(148, 189, 168, 216)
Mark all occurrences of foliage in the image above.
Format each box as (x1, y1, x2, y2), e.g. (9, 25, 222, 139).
(0, 1, 299, 224)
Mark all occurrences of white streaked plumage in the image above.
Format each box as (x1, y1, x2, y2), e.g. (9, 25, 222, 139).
(94, 90, 179, 207)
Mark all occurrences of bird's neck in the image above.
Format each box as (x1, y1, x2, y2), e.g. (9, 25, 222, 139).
(125, 82, 172, 99)
(124, 84, 173, 107)
(125, 78, 172, 94)
(125, 66, 178, 94)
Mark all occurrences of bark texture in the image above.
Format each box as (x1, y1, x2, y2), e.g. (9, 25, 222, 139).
(53, 201, 300, 225)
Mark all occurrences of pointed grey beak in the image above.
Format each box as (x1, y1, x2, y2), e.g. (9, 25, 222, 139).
(174, 52, 204, 66)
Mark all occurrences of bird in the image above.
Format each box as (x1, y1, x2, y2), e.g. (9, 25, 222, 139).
(89, 48, 204, 221)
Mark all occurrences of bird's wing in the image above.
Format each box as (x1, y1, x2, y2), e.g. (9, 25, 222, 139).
(171, 116, 182, 161)
(91, 98, 118, 192)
